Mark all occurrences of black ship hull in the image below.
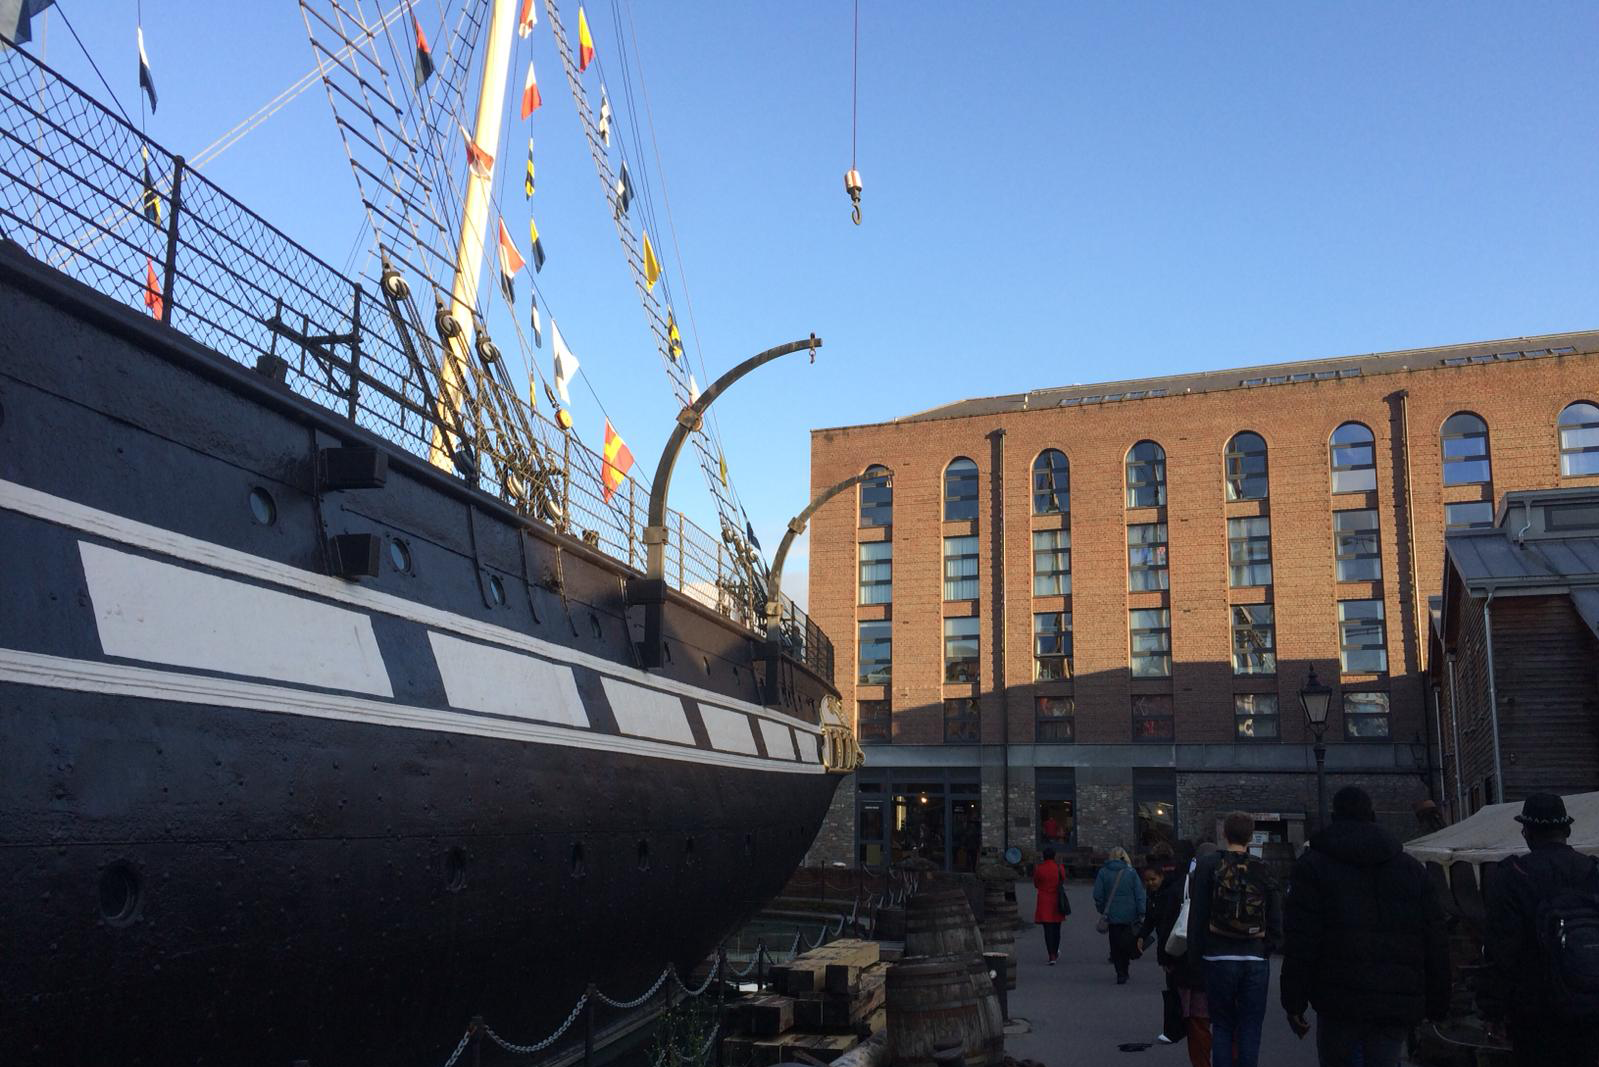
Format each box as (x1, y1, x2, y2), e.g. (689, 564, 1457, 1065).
(0, 248, 842, 1065)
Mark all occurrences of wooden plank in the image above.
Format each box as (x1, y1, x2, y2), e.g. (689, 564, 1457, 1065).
(773, 940, 880, 995)
(793, 968, 887, 1031)
(739, 994, 795, 1037)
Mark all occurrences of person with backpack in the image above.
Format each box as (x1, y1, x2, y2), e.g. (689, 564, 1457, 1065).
(1033, 845, 1070, 964)
(1093, 846, 1147, 984)
(1279, 786, 1450, 1066)
(1187, 812, 1282, 1067)
(1480, 793, 1599, 1065)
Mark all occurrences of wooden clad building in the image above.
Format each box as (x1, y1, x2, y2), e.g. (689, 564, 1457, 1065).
(1428, 488, 1599, 819)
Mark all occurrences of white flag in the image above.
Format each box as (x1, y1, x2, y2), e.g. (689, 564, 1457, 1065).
(598, 84, 613, 147)
(688, 374, 701, 405)
(551, 318, 579, 405)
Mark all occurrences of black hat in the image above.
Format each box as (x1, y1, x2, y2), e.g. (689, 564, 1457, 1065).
(1515, 793, 1574, 827)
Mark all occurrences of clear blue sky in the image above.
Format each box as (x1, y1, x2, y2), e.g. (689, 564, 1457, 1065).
(22, 2, 1599, 604)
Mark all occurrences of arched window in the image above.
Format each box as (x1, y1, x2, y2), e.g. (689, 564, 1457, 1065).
(1032, 450, 1070, 515)
(1224, 432, 1268, 501)
(1125, 441, 1166, 508)
(859, 465, 892, 527)
(1559, 402, 1599, 477)
(1441, 413, 1491, 486)
(944, 458, 979, 520)
(1330, 422, 1376, 494)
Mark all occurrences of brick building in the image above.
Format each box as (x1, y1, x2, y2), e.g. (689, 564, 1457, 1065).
(1429, 487, 1599, 817)
(803, 331, 1599, 870)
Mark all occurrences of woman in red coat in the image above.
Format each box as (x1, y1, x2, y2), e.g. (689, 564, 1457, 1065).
(1033, 845, 1070, 964)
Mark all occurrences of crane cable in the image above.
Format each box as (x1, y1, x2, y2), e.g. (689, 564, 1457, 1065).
(844, 0, 861, 225)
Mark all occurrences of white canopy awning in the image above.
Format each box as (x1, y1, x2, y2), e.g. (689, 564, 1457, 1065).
(1405, 792, 1599, 867)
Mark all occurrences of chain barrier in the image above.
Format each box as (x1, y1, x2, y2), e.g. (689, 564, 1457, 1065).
(727, 943, 766, 979)
(670, 955, 721, 997)
(671, 1020, 723, 1067)
(594, 965, 672, 1010)
(439, 1023, 476, 1067)
(481, 993, 590, 1056)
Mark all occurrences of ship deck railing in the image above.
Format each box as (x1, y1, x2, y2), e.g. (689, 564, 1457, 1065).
(0, 40, 832, 686)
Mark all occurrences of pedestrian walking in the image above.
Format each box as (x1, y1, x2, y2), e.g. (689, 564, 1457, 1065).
(1033, 845, 1070, 964)
(1093, 846, 1146, 984)
(1188, 812, 1281, 1067)
(1280, 786, 1450, 1067)
(1480, 793, 1599, 1066)
(1139, 841, 1193, 1047)
(1174, 842, 1221, 1067)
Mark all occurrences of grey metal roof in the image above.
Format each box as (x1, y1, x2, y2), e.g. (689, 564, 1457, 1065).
(1573, 589, 1599, 640)
(885, 329, 1599, 427)
(1445, 528, 1599, 591)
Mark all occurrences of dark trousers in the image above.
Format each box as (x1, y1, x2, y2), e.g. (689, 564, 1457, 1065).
(1040, 921, 1061, 958)
(1205, 958, 1269, 1067)
(1108, 923, 1137, 979)
(1509, 1017, 1599, 1067)
(1315, 1017, 1405, 1067)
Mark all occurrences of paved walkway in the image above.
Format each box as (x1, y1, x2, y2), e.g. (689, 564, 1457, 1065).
(1003, 882, 1317, 1067)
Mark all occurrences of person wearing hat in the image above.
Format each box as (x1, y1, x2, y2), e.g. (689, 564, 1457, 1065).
(1481, 792, 1599, 1065)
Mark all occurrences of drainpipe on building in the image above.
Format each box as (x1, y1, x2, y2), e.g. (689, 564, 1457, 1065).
(990, 427, 1010, 852)
(1394, 390, 1426, 675)
(1447, 652, 1465, 818)
(1427, 681, 1445, 803)
(1482, 588, 1505, 803)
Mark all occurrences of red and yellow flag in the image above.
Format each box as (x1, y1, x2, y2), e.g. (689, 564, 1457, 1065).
(521, 59, 542, 119)
(517, 0, 537, 37)
(602, 418, 634, 502)
(143, 257, 163, 319)
(577, 6, 595, 71)
(461, 124, 494, 178)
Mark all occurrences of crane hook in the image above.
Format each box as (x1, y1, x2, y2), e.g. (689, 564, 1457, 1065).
(844, 168, 863, 226)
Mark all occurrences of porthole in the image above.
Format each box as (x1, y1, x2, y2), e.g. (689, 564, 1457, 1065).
(570, 842, 587, 879)
(388, 537, 412, 574)
(444, 847, 467, 892)
(636, 839, 651, 871)
(487, 574, 506, 606)
(247, 487, 277, 526)
(98, 863, 140, 926)
(588, 613, 602, 640)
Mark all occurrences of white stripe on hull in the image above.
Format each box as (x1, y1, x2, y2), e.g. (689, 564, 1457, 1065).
(0, 648, 825, 774)
(427, 631, 588, 728)
(699, 704, 759, 755)
(81, 542, 394, 697)
(602, 677, 696, 744)
(758, 718, 800, 761)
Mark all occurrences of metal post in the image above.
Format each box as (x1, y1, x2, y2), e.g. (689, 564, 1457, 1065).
(583, 983, 596, 1067)
(755, 942, 766, 992)
(1314, 740, 1328, 832)
(627, 478, 637, 569)
(347, 284, 363, 423)
(561, 433, 572, 526)
(677, 511, 685, 591)
(159, 155, 185, 325)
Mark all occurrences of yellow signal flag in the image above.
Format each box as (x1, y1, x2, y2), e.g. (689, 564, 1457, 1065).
(641, 229, 662, 292)
(718, 449, 728, 488)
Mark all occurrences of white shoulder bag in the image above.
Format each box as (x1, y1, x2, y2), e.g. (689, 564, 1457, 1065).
(1164, 863, 1193, 958)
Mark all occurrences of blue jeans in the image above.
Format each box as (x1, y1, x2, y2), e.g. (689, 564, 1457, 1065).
(1205, 958, 1269, 1067)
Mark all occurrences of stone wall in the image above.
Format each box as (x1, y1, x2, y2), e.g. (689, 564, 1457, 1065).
(1076, 781, 1135, 851)
(803, 774, 856, 867)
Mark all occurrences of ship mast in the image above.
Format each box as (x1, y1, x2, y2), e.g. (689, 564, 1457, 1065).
(431, 0, 518, 470)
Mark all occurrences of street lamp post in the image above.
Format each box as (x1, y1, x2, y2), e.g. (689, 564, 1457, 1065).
(1299, 667, 1333, 832)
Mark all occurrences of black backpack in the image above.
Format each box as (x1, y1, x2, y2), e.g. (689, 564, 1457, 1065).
(1535, 859, 1599, 1020)
(1208, 852, 1268, 940)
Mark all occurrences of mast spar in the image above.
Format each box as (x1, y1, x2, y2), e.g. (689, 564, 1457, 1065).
(431, 0, 518, 470)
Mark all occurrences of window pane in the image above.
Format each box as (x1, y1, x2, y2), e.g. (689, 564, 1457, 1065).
(1227, 516, 1272, 587)
(1560, 404, 1599, 477)
(1126, 441, 1167, 508)
(1330, 423, 1377, 493)
(860, 466, 893, 527)
(1033, 450, 1070, 515)
(1338, 600, 1388, 674)
(1225, 432, 1269, 501)
(1445, 501, 1494, 530)
(857, 699, 891, 744)
(1034, 612, 1072, 680)
(1333, 509, 1382, 581)
(1343, 691, 1391, 740)
(944, 697, 980, 742)
(1036, 696, 1075, 743)
(859, 541, 892, 605)
(1129, 609, 1171, 678)
(1128, 523, 1170, 591)
(944, 617, 980, 683)
(1441, 411, 1491, 486)
(942, 535, 979, 601)
(1235, 693, 1280, 739)
(1132, 694, 1174, 740)
(1032, 529, 1071, 596)
(945, 459, 979, 521)
(858, 620, 892, 685)
(1231, 604, 1276, 676)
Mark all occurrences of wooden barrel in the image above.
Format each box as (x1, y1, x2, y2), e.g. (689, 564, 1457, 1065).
(886, 955, 1003, 1067)
(877, 904, 907, 941)
(978, 920, 1017, 990)
(978, 881, 1018, 989)
(906, 889, 985, 959)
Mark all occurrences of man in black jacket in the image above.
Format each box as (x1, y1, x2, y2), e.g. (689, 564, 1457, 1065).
(1480, 793, 1599, 1066)
(1280, 786, 1449, 1067)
